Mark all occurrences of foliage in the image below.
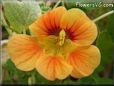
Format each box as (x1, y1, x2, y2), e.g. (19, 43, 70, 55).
(3, 0, 41, 33)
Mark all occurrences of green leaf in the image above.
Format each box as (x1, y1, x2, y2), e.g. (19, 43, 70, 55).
(3, 0, 41, 33)
(65, 0, 77, 10)
(95, 77, 113, 84)
(96, 30, 114, 73)
(76, 74, 113, 85)
(2, 66, 12, 84)
(3, 59, 29, 84)
(76, 76, 95, 84)
(32, 70, 48, 84)
(106, 13, 114, 42)
(92, 75, 114, 84)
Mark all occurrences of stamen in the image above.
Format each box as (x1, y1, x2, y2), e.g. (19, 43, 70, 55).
(59, 29, 66, 46)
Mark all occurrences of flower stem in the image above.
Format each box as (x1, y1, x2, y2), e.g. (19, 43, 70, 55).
(53, 0, 61, 9)
(61, 0, 65, 6)
(2, 12, 12, 36)
(28, 73, 35, 85)
(93, 10, 114, 22)
(23, 29, 26, 34)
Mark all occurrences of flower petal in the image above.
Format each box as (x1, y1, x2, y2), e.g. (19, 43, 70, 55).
(36, 54, 72, 81)
(7, 34, 42, 71)
(60, 8, 88, 29)
(67, 45, 100, 78)
(60, 8, 97, 46)
(29, 6, 67, 40)
(73, 22, 97, 46)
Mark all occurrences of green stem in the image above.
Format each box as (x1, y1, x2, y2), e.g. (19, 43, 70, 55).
(53, 0, 61, 9)
(2, 12, 12, 36)
(28, 73, 35, 85)
(93, 10, 114, 22)
(3, 25, 12, 36)
(22, 29, 26, 34)
(61, 0, 65, 6)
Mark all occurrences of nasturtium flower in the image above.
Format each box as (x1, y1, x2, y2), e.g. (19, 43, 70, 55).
(7, 6, 101, 81)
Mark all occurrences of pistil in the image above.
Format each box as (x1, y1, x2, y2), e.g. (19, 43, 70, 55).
(58, 29, 66, 46)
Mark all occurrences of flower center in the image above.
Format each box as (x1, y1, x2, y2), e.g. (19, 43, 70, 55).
(58, 29, 66, 46)
(40, 29, 76, 56)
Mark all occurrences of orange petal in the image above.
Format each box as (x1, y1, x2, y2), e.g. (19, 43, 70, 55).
(29, 6, 67, 40)
(72, 22, 97, 46)
(36, 54, 72, 81)
(7, 34, 42, 71)
(60, 8, 97, 46)
(67, 45, 100, 78)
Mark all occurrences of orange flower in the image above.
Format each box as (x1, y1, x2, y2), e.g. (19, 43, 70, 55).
(7, 6, 100, 81)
